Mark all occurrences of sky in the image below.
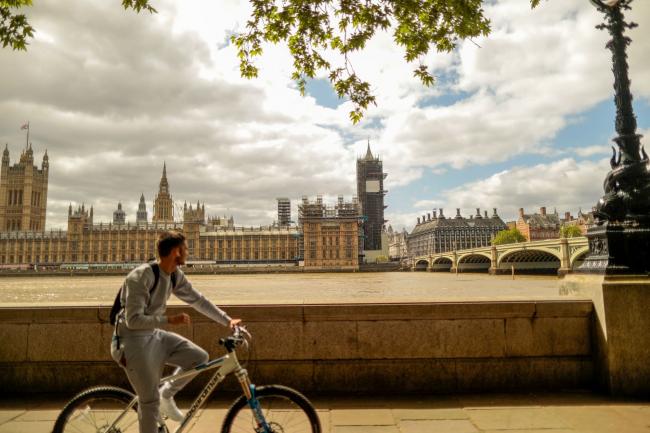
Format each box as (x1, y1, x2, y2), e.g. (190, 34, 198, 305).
(1, 0, 649, 232)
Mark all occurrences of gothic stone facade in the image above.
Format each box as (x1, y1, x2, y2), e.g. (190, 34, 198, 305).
(0, 165, 299, 266)
(299, 196, 360, 270)
(0, 144, 49, 232)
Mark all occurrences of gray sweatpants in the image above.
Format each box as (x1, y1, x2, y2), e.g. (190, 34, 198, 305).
(111, 329, 209, 433)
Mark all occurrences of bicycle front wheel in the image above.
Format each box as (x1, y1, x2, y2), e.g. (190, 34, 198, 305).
(221, 385, 321, 433)
(52, 386, 139, 433)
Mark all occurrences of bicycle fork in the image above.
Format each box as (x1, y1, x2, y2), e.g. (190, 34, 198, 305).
(235, 369, 271, 433)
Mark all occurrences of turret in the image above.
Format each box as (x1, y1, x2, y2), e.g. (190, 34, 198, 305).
(136, 193, 148, 224)
(2, 144, 8, 167)
(42, 149, 49, 171)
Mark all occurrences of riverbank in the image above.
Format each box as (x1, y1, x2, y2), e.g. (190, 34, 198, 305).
(0, 272, 568, 306)
(0, 262, 403, 277)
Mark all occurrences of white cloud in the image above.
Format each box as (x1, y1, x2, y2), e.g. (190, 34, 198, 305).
(1, 0, 649, 231)
(436, 158, 610, 224)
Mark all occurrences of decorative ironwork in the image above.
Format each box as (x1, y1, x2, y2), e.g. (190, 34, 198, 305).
(578, 0, 650, 275)
(589, 0, 650, 224)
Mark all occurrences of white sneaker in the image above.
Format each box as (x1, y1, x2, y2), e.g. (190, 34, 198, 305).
(159, 385, 184, 422)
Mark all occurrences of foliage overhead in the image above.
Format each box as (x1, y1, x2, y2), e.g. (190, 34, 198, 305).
(492, 227, 527, 246)
(2, 0, 542, 123)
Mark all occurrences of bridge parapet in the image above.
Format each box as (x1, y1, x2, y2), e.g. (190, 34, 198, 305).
(411, 237, 588, 275)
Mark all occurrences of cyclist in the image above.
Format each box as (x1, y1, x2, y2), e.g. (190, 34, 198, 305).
(110, 230, 240, 433)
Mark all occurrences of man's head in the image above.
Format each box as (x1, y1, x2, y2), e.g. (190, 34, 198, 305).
(157, 231, 188, 268)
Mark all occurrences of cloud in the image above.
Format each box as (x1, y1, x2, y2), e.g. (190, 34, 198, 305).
(1, 0, 649, 232)
(435, 158, 610, 224)
(0, 0, 357, 229)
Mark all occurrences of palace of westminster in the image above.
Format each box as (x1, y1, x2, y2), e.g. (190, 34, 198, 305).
(0, 144, 366, 270)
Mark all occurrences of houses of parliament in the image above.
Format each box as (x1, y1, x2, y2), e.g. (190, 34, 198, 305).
(0, 144, 362, 269)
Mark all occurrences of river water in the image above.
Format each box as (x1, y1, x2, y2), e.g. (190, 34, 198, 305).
(0, 272, 582, 306)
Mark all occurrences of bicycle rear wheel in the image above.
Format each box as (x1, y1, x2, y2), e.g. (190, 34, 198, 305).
(52, 386, 139, 433)
(221, 385, 321, 433)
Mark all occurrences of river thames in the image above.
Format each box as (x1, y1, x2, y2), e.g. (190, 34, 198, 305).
(0, 272, 584, 306)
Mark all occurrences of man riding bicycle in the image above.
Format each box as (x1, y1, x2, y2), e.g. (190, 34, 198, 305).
(110, 230, 240, 433)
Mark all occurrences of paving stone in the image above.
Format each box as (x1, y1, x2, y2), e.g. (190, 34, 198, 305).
(482, 430, 576, 433)
(553, 406, 650, 433)
(0, 410, 24, 425)
(331, 409, 394, 426)
(0, 420, 53, 433)
(467, 407, 570, 430)
(399, 419, 479, 433)
(392, 408, 468, 421)
(333, 427, 399, 433)
(13, 409, 61, 421)
(316, 410, 331, 433)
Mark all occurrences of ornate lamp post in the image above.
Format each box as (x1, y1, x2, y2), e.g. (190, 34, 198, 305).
(580, 0, 650, 275)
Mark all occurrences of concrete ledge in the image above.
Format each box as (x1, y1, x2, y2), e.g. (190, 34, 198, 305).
(0, 301, 594, 394)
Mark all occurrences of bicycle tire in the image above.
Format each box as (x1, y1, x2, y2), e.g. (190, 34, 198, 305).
(221, 385, 321, 433)
(52, 386, 138, 433)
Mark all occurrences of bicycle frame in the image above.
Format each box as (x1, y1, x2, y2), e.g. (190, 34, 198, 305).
(107, 348, 262, 433)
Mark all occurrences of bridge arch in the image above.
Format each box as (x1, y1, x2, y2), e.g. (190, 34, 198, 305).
(414, 259, 429, 271)
(497, 248, 561, 274)
(430, 257, 453, 272)
(570, 247, 590, 269)
(457, 253, 491, 273)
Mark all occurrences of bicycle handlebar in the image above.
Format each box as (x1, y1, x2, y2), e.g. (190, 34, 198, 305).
(219, 325, 250, 353)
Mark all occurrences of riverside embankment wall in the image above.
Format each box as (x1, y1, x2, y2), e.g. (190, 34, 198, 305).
(0, 301, 593, 395)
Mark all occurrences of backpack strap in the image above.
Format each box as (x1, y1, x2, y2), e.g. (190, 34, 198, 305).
(149, 262, 161, 294)
(111, 262, 165, 326)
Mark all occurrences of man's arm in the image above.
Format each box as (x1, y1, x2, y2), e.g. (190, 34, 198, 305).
(124, 266, 168, 329)
(172, 271, 232, 327)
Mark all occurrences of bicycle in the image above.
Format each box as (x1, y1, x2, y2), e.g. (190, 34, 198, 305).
(51, 326, 321, 433)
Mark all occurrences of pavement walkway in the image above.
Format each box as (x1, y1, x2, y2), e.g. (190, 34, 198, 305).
(1, 392, 649, 433)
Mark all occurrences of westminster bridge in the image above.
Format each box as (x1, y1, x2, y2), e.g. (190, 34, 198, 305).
(410, 237, 589, 275)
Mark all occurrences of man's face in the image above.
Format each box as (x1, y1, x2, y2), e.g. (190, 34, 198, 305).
(174, 241, 189, 266)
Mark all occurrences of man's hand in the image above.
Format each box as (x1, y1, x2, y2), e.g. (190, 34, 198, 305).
(168, 313, 191, 325)
(229, 318, 242, 329)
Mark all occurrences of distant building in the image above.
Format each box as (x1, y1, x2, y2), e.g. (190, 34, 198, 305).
(356, 142, 387, 252)
(517, 207, 561, 241)
(0, 166, 298, 266)
(112, 203, 126, 225)
(152, 163, 173, 223)
(136, 194, 148, 225)
(277, 197, 291, 226)
(407, 208, 507, 257)
(0, 144, 48, 232)
(559, 210, 594, 235)
(298, 195, 361, 270)
(208, 215, 235, 228)
(386, 225, 408, 260)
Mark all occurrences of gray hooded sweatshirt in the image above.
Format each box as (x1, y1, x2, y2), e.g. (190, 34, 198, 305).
(116, 263, 231, 337)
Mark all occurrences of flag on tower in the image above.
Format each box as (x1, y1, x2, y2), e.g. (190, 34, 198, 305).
(21, 122, 29, 130)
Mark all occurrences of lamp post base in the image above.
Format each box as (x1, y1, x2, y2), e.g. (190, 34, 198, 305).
(577, 221, 650, 276)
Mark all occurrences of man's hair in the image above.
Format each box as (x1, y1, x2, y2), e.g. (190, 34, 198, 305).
(157, 231, 186, 258)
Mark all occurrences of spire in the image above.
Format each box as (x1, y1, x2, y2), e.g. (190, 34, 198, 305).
(140, 193, 145, 202)
(159, 162, 169, 193)
(364, 139, 374, 161)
